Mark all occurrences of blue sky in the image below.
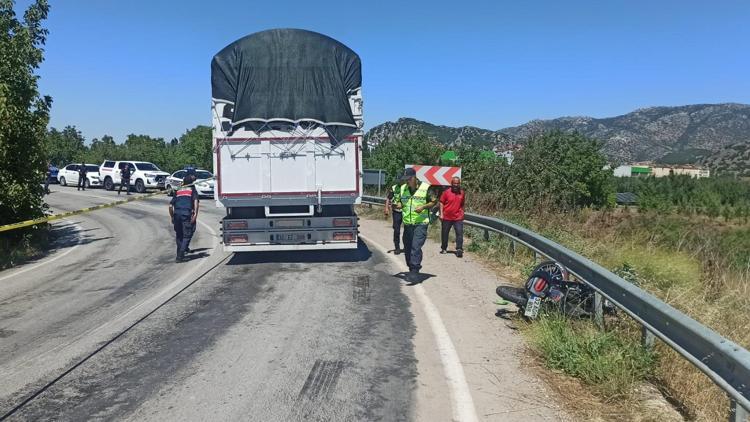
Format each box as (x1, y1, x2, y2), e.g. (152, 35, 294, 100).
(16, 0, 750, 143)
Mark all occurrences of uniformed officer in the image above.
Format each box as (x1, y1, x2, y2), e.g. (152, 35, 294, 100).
(118, 163, 131, 195)
(169, 176, 199, 262)
(385, 179, 404, 254)
(77, 162, 88, 191)
(396, 167, 438, 283)
(183, 173, 200, 254)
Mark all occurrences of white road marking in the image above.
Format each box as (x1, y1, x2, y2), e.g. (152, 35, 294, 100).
(359, 233, 479, 422)
(0, 223, 82, 283)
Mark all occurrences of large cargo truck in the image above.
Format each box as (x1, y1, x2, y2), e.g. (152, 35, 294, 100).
(211, 29, 363, 252)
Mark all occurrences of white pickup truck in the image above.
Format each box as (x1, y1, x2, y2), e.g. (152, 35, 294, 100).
(211, 29, 363, 252)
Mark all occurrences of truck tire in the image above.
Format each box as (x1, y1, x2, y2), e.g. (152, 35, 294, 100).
(104, 177, 114, 191)
(135, 179, 146, 193)
(60, 176, 67, 186)
(166, 184, 174, 196)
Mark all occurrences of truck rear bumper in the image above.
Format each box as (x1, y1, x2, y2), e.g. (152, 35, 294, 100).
(223, 241, 357, 252)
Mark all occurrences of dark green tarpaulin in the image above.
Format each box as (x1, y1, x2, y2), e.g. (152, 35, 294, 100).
(211, 29, 362, 140)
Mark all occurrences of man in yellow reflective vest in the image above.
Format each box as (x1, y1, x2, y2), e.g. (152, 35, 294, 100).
(395, 167, 438, 283)
(385, 180, 403, 254)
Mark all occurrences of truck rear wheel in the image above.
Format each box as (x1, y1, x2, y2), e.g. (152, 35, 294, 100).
(104, 177, 114, 191)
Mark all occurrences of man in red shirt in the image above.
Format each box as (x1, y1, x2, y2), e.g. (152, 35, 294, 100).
(439, 176, 465, 258)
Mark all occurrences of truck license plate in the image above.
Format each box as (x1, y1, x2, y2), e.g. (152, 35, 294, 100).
(275, 233, 308, 242)
(524, 296, 542, 319)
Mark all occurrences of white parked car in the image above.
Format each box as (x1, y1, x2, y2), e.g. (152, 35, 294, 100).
(166, 169, 215, 198)
(99, 160, 170, 193)
(57, 164, 103, 188)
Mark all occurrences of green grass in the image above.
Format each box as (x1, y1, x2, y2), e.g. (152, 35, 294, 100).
(0, 226, 50, 271)
(527, 314, 655, 399)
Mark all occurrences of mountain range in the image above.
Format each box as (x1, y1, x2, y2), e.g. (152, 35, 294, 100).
(365, 103, 750, 165)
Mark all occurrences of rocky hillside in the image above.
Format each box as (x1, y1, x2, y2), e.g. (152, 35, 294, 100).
(701, 142, 750, 177)
(366, 103, 750, 163)
(365, 118, 511, 149)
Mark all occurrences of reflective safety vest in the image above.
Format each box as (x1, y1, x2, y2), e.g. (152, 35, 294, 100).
(391, 184, 402, 213)
(400, 182, 431, 225)
(173, 187, 195, 212)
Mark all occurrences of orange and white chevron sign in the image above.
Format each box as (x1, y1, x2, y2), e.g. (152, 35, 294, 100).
(405, 165, 462, 186)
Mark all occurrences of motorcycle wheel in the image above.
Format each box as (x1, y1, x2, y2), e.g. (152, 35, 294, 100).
(562, 286, 594, 318)
(534, 260, 569, 281)
(496, 285, 528, 307)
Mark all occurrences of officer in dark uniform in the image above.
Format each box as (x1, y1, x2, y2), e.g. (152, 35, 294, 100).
(118, 163, 131, 195)
(169, 176, 199, 262)
(77, 162, 88, 191)
(44, 162, 51, 195)
(183, 173, 200, 253)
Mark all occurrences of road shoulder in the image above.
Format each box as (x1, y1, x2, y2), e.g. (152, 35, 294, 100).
(360, 217, 574, 421)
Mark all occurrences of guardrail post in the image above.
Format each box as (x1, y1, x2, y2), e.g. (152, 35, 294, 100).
(483, 229, 490, 241)
(509, 240, 516, 257)
(533, 251, 539, 263)
(593, 292, 604, 330)
(641, 326, 656, 351)
(730, 400, 749, 422)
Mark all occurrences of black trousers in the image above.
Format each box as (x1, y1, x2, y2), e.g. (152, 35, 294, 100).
(118, 178, 130, 194)
(173, 212, 194, 257)
(440, 220, 464, 251)
(77, 175, 86, 190)
(392, 211, 403, 249)
(403, 224, 428, 272)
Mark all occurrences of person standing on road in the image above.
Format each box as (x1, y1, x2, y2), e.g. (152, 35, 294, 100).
(385, 180, 404, 254)
(77, 162, 88, 191)
(183, 174, 200, 254)
(43, 162, 51, 195)
(118, 163, 131, 195)
(439, 176, 466, 258)
(169, 176, 199, 262)
(397, 167, 437, 283)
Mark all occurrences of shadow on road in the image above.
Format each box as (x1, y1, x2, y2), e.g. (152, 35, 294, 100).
(181, 252, 211, 262)
(227, 240, 372, 265)
(50, 224, 110, 250)
(393, 272, 436, 286)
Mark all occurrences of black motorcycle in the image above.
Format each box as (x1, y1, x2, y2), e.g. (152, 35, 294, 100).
(496, 261, 612, 319)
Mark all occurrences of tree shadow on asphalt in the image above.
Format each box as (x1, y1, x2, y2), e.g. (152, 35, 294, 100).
(50, 223, 111, 250)
(392, 272, 436, 286)
(226, 240, 372, 265)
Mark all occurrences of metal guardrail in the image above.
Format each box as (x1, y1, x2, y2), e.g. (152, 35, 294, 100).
(362, 195, 750, 421)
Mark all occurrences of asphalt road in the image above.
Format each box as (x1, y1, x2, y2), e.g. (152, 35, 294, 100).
(0, 187, 419, 421)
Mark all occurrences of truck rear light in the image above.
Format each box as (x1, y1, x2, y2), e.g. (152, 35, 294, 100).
(333, 218, 353, 227)
(226, 221, 248, 230)
(333, 232, 354, 241)
(228, 234, 248, 243)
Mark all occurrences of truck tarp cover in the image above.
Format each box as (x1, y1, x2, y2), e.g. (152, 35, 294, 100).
(211, 29, 361, 140)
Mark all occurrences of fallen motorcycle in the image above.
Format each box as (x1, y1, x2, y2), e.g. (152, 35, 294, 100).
(496, 260, 614, 319)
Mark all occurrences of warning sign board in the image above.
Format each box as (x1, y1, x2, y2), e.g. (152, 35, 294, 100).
(405, 165, 461, 186)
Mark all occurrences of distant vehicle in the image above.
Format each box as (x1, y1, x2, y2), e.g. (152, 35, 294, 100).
(212, 29, 363, 252)
(99, 160, 169, 193)
(47, 165, 59, 184)
(58, 164, 102, 188)
(165, 169, 214, 197)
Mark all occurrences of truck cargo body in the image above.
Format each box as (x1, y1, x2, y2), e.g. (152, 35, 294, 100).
(212, 115, 363, 251)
